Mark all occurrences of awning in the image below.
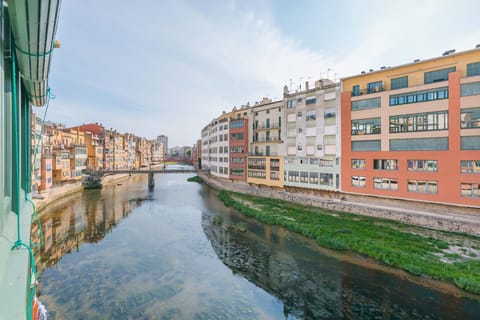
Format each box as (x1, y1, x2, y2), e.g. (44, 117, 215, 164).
(7, 0, 61, 106)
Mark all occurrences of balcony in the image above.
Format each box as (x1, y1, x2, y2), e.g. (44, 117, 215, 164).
(247, 152, 279, 156)
(252, 136, 282, 143)
(253, 122, 281, 130)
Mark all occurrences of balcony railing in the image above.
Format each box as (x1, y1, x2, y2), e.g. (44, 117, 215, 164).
(252, 136, 282, 143)
(253, 122, 281, 130)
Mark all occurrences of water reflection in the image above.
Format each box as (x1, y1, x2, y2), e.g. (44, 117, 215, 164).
(201, 198, 480, 320)
(32, 174, 480, 319)
(31, 175, 149, 275)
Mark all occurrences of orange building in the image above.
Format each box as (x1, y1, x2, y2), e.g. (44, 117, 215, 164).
(341, 47, 480, 207)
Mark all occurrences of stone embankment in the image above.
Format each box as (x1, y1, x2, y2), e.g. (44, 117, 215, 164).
(198, 173, 480, 236)
(34, 173, 131, 212)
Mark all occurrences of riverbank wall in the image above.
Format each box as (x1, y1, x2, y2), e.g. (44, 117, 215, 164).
(34, 174, 131, 213)
(198, 173, 480, 236)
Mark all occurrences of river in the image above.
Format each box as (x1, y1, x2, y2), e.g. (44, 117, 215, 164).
(32, 166, 480, 319)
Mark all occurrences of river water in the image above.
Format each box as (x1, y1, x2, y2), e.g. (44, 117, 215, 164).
(32, 166, 480, 319)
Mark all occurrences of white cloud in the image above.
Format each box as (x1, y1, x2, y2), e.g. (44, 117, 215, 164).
(48, 0, 480, 146)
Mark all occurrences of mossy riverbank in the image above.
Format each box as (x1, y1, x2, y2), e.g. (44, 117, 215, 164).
(219, 190, 480, 294)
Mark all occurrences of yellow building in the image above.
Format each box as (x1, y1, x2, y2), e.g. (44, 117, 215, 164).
(247, 98, 285, 188)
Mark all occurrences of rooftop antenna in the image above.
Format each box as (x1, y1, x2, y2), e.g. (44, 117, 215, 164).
(299, 77, 303, 90)
(327, 68, 332, 80)
(289, 78, 293, 91)
(334, 72, 339, 82)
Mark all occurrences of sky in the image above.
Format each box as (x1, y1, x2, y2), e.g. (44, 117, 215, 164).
(41, 0, 480, 147)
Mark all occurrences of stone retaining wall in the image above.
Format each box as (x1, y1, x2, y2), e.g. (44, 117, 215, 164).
(198, 173, 480, 236)
(35, 174, 131, 212)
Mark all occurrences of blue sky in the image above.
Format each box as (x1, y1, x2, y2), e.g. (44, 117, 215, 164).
(41, 0, 480, 147)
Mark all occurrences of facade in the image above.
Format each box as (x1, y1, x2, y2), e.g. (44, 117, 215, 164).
(283, 80, 342, 192)
(229, 108, 249, 181)
(212, 116, 230, 178)
(157, 134, 168, 156)
(341, 48, 480, 207)
(31, 114, 43, 192)
(247, 99, 284, 187)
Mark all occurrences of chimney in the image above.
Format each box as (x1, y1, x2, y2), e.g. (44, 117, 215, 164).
(305, 81, 309, 90)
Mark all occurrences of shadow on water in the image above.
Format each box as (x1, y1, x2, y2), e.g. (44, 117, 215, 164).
(200, 187, 480, 320)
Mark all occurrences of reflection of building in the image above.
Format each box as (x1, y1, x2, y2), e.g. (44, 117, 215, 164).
(201, 209, 476, 319)
(341, 48, 480, 206)
(31, 187, 143, 276)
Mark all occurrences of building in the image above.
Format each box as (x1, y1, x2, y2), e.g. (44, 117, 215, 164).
(341, 47, 480, 207)
(247, 99, 284, 187)
(70, 123, 106, 171)
(283, 80, 342, 193)
(31, 114, 43, 192)
(157, 134, 168, 156)
(228, 106, 250, 181)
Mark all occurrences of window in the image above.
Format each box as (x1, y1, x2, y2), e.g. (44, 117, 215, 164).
(373, 159, 398, 170)
(248, 158, 266, 170)
(461, 108, 480, 128)
(389, 87, 448, 106)
(461, 160, 480, 174)
(300, 172, 309, 183)
(230, 157, 244, 164)
(324, 108, 336, 118)
(351, 97, 381, 111)
(230, 168, 244, 176)
(306, 110, 316, 121)
(297, 111, 303, 118)
(352, 85, 360, 96)
(230, 133, 244, 140)
(287, 100, 296, 108)
(351, 176, 366, 187)
(367, 81, 383, 93)
(230, 120, 244, 129)
(408, 180, 438, 194)
(319, 159, 334, 167)
(461, 82, 480, 97)
(317, 145, 323, 150)
(352, 159, 366, 169)
(230, 146, 244, 153)
(461, 183, 480, 198)
(461, 136, 480, 150)
(270, 159, 280, 171)
(248, 170, 266, 179)
(288, 171, 299, 182)
(424, 67, 456, 84)
(467, 62, 480, 77)
(390, 138, 448, 151)
(391, 76, 408, 90)
(309, 172, 319, 184)
(389, 111, 448, 133)
(408, 160, 438, 172)
(297, 145, 303, 151)
(270, 171, 279, 180)
(306, 97, 317, 105)
(320, 173, 333, 186)
(374, 177, 399, 190)
(352, 118, 381, 135)
(352, 140, 381, 151)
